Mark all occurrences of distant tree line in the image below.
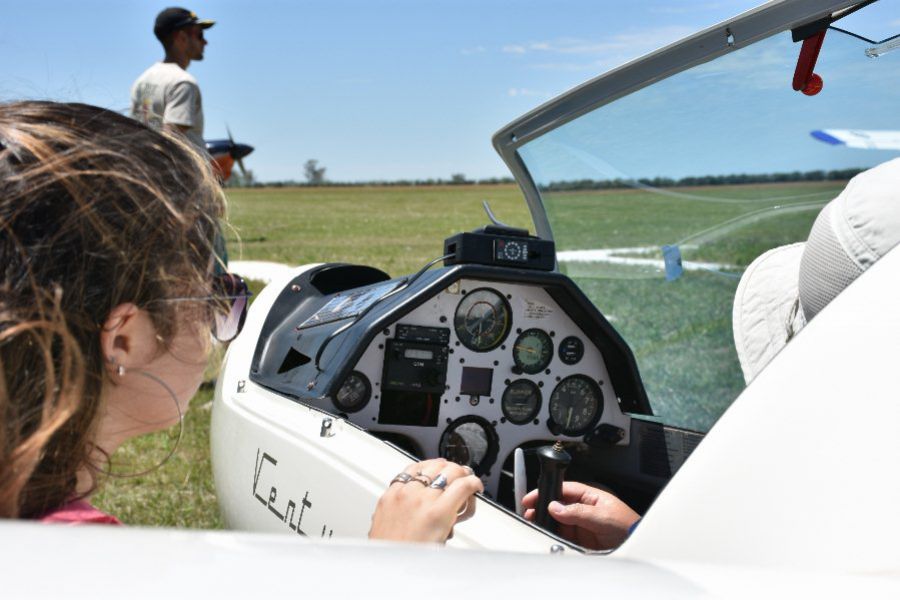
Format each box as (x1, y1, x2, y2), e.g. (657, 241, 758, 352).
(225, 158, 518, 189)
(227, 164, 866, 190)
(538, 168, 866, 192)
(257, 174, 516, 188)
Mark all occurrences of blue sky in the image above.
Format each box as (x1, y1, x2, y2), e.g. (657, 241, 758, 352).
(1, 1, 896, 182)
(519, 26, 900, 183)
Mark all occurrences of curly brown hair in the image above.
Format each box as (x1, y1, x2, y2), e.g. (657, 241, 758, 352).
(0, 101, 226, 518)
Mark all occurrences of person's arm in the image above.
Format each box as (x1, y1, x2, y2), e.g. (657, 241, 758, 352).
(521, 481, 640, 550)
(163, 81, 200, 131)
(369, 458, 483, 543)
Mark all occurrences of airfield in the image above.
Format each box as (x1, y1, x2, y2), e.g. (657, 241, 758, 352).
(93, 179, 844, 528)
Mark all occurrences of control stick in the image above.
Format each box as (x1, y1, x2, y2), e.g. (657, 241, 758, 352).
(534, 441, 571, 534)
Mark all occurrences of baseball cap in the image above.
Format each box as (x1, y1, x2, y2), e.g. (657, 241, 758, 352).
(733, 157, 900, 383)
(154, 7, 215, 41)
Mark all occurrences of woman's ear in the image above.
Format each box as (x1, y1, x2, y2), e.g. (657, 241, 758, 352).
(100, 304, 159, 373)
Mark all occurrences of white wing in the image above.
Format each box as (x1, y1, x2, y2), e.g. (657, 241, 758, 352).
(811, 129, 900, 150)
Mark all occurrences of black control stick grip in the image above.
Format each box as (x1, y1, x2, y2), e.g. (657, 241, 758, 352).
(534, 441, 571, 534)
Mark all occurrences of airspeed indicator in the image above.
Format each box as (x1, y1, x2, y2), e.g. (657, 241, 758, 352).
(453, 288, 511, 352)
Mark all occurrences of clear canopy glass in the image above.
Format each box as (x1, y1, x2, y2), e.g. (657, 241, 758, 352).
(518, 29, 900, 432)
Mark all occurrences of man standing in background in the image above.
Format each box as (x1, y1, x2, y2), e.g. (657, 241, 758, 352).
(132, 8, 228, 273)
(131, 7, 214, 153)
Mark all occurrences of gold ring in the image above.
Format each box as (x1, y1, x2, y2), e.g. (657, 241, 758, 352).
(456, 499, 469, 517)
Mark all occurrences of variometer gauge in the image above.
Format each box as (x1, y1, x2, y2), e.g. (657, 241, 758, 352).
(333, 371, 371, 413)
(438, 416, 499, 476)
(501, 379, 542, 425)
(453, 288, 512, 352)
(548, 375, 603, 436)
(512, 328, 553, 374)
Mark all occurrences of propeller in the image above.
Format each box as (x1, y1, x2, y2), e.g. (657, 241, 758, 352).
(226, 124, 254, 177)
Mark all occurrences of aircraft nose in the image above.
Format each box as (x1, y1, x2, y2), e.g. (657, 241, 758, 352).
(231, 143, 254, 161)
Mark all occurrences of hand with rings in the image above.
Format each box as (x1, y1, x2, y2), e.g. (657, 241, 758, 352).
(369, 458, 482, 543)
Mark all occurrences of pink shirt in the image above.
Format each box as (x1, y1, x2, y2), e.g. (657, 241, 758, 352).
(39, 500, 122, 525)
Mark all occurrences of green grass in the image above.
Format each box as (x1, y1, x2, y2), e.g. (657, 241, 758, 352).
(223, 185, 533, 276)
(543, 182, 839, 253)
(94, 181, 838, 525)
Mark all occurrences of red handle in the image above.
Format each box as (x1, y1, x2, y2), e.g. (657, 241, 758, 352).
(793, 30, 826, 92)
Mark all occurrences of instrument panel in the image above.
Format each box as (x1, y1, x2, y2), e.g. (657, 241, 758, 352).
(332, 278, 631, 496)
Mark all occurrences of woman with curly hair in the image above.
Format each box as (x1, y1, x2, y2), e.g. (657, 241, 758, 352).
(0, 102, 480, 538)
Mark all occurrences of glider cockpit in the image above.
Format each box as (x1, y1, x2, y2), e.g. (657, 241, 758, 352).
(244, 218, 700, 515)
(212, 0, 900, 551)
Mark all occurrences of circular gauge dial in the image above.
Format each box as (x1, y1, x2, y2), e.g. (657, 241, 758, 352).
(558, 336, 585, 365)
(333, 371, 371, 413)
(439, 416, 499, 475)
(512, 328, 553, 374)
(548, 375, 603, 436)
(502, 379, 542, 425)
(454, 288, 512, 352)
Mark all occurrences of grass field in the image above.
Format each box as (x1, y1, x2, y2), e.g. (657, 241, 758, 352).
(223, 184, 534, 275)
(94, 181, 842, 527)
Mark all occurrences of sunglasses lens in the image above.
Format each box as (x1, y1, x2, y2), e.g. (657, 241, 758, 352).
(215, 295, 247, 342)
(213, 274, 250, 342)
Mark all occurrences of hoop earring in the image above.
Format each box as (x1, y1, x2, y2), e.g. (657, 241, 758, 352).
(107, 357, 126, 378)
(103, 369, 185, 479)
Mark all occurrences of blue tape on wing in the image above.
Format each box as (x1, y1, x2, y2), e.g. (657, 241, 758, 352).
(810, 130, 845, 146)
(662, 245, 683, 281)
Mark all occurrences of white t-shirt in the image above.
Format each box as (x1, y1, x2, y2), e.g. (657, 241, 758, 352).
(130, 62, 205, 151)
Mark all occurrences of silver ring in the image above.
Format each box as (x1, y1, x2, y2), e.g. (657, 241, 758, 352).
(411, 475, 432, 486)
(390, 472, 413, 485)
(456, 499, 469, 517)
(429, 473, 448, 490)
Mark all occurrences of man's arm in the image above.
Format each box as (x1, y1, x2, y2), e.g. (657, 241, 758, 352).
(163, 80, 201, 130)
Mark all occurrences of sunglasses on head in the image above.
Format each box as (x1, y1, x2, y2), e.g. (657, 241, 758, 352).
(157, 272, 252, 343)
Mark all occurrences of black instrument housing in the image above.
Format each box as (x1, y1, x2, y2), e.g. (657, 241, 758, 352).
(249, 262, 652, 417)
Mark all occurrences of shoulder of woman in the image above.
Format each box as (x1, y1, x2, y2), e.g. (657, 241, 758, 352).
(38, 500, 122, 525)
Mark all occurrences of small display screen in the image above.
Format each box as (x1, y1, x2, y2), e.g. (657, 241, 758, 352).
(378, 390, 439, 427)
(404, 348, 434, 360)
(495, 239, 529, 262)
(459, 367, 493, 396)
(395, 324, 451, 344)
